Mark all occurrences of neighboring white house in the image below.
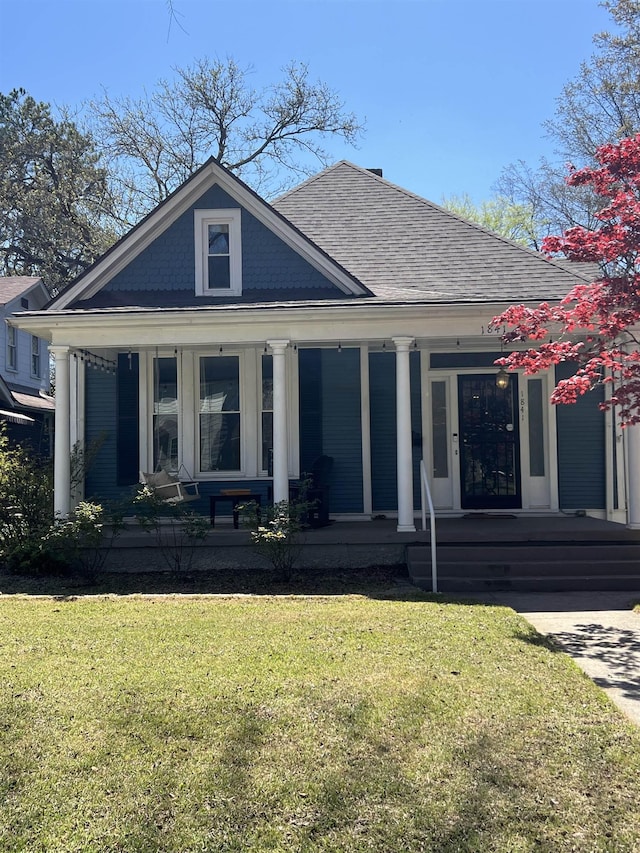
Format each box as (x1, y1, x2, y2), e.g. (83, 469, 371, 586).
(0, 276, 54, 453)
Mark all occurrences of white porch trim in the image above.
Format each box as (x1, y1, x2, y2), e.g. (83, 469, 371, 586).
(268, 340, 290, 503)
(393, 336, 416, 532)
(626, 423, 640, 529)
(50, 345, 71, 517)
(69, 353, 85, 504)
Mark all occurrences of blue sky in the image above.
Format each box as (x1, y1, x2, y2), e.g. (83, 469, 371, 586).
(0, 0, 613, 204)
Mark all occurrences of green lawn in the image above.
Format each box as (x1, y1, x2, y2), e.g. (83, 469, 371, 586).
(1, 591, 639, 852)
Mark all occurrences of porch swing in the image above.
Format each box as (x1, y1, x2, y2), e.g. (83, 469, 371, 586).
(139, 349, 200, 505)
(139, 468, 200, 505)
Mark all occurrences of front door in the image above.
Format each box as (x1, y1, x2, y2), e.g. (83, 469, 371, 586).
(458, 374, 521, 510)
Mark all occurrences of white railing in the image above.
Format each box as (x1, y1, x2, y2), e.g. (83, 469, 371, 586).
(419, 459, 438, 593)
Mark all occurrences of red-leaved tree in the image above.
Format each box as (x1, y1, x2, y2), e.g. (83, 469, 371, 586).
(492, 134, 640, 426)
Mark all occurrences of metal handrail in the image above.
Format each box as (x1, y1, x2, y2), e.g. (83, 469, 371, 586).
(419, 459, 438, 593)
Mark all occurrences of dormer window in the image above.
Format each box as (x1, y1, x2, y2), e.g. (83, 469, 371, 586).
(194, 209, 242, 297)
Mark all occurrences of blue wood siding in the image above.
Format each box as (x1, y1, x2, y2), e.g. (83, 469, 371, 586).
(85, 368, 122, 502)
(117, 352, 139, 486)
(298, 348, 363, 513)
(430, 351, 502, 369)
(369, 351, 421, 513)
(410, 352, 423, 506)
(299, 348, 323, 472)
(104, 184, 338, 297)
(369, 353, 396, 511)
(555, 363, 606, 509)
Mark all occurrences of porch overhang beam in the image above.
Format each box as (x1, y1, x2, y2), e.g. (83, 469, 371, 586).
(11, 301, 539, 351)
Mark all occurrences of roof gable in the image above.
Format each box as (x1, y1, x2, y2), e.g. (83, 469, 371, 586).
(73, 183, 356, 310)
(52, 159, 371, 310)
(0, 277, 48, 309)
(273, 161, 596, 304)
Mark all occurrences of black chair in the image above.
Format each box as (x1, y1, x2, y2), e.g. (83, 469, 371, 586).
(301, 455, 334, 528)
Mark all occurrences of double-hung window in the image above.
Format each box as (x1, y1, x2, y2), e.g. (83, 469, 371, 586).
(194, 209, 242, 296)
(261, 354, 273, 473)
(153, 357, 179, 472)
(31, 335, 40, 378)
(6, 325, 16, 371)
(147, 350, 289, 479)
(199, 355, 241, 472)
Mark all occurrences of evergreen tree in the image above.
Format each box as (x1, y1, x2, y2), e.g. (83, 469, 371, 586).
(0, 89, 118, 294)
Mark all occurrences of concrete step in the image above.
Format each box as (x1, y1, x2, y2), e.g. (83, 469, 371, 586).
(408, 560, 640, 579)
(406, 542, 640, 593)
(407, 542, 640, 563)
(432, 576, 640, 593)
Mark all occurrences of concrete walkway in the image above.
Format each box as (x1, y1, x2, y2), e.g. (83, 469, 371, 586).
(476, 591, 640, 725)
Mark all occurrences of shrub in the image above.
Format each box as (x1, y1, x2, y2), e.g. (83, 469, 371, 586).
(241, 485, 315, 580)
(44, 500, 127, 576)
(0, 427, 55, 572)
(0, 427, 125, 576)
(132, 486, 209, 573)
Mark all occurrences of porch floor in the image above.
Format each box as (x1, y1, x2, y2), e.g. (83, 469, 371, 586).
(295, 514, 640, 545)
(106, 513, 640, 574)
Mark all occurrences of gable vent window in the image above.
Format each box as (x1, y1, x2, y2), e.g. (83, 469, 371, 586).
(195, 209, 242, 297)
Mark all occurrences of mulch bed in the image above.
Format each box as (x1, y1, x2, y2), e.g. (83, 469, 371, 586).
(0, 563, 417, 598)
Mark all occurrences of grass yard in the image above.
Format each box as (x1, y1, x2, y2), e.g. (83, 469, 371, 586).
(1, 590, 639, 852)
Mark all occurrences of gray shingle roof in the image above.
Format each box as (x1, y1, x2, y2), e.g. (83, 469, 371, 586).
(9, 388, 55, 412)
(0, 276, 43, 307)
(273, 162, 595, 303)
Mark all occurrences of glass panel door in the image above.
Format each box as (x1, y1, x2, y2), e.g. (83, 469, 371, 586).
(429, 379, 454, 509)
(458, 374, 521, 509)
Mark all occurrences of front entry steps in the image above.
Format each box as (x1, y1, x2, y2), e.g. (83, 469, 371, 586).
(406, 542, 640, 593)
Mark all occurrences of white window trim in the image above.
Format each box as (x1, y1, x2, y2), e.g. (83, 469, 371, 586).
(194, 208, 242, 297)
(149, 351, 181, 473)
(424, 360, 559, 513)
(141, 347, 299, 481)
(259, 352, 273, 476)
(31, 335, 40, 378)
(196, 350, 245, 477)
(6, 324, 17, 372)
(257, 347, 299, 478)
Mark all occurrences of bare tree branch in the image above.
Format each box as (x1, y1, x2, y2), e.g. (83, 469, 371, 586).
(89, 57, 364, 222)
(495, 0, 640, 243)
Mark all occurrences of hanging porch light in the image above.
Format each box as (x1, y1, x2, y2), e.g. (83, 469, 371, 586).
(496, 368, 510, 390)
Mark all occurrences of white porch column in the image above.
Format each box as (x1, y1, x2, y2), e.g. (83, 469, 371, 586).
(627, 423, 640, 528)
(50, 346, 71, 518)
(393, 336, 416, 532)
(268, 340, 290, 503)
